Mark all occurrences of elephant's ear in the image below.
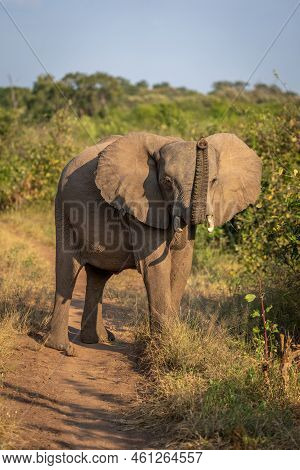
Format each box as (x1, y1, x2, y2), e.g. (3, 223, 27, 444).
(95, 132, 181, 229)
(206, 133, 262, 226)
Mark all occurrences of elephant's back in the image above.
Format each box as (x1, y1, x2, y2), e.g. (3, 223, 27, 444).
(58, 135, 122, 201)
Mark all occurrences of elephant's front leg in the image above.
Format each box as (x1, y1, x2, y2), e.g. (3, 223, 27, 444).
(80, 265, 114, 344)
(170, 239, 194, 314)
(142, 246, 174, 333)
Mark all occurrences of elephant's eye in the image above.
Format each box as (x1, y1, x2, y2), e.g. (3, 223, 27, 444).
(162, 176, 173, 190)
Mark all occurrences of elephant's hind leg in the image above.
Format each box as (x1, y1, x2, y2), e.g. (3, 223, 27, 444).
(80, 265, 113, 344)
(45, 253, 81, 355)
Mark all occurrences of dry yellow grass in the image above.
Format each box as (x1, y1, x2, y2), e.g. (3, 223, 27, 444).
(0, 317, 19, 449)
(131, 253, 300, 449)
(133, 315, 299, 449)
(0, 205, 54, 448)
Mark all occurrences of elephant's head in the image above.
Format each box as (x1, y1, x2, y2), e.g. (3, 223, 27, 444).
(95, 132, 261, 231)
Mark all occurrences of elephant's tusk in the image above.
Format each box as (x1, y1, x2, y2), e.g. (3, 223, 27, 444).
(207, 215, 214, 233)
(173, 215, 183, 233)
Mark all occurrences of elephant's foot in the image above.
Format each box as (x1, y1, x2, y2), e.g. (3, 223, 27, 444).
(45, 335, 76, 356)
(80, 327, 115, 344)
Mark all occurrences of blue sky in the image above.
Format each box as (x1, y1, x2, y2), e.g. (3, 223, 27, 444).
(0, 0, 299, 92)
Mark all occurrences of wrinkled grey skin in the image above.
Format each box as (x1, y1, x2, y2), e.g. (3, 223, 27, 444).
(45, 132, 261, 355)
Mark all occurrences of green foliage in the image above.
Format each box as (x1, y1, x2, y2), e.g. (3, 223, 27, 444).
(235, 106, 300, 276)
(245, 294, 256, 303)
(0, 109, 79, 208)
(245, 295, 279, 359)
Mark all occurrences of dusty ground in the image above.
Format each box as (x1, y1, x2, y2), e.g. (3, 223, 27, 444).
(2, 247, 152, 449)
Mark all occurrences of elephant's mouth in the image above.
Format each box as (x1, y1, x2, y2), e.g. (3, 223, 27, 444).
(172, 214, 214, 234)
(171, 204, 214, 234)
(169, 199, 186, 233)
(173, 215, 183, 233)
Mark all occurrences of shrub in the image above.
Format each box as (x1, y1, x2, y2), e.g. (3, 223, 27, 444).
(0, 109, 79, 209)
(236, 105, 300, 276)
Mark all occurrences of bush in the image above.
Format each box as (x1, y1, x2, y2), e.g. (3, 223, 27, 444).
(0, 109, 79, 209)
(236, 105, 299, 276)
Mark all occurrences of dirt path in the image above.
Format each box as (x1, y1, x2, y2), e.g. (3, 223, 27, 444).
(3, 245, 151, 449)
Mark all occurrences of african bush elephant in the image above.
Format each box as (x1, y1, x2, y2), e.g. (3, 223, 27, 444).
(45, 132, 261, 354)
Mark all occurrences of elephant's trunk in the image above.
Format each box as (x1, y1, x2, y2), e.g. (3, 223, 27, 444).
(190, 138, 209, 224)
